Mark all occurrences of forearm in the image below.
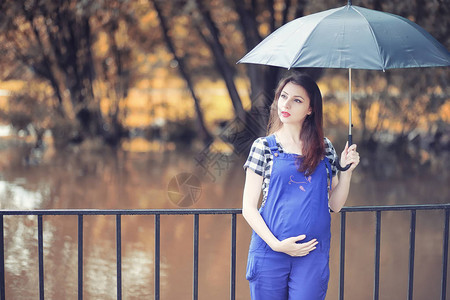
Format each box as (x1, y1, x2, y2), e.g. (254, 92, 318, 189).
(329, 142, 360, 212)
(329, 172, 352, 212)
(242, 205, 280, 250)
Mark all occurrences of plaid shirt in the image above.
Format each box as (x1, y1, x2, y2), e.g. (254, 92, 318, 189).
(243, 135, 339, 207)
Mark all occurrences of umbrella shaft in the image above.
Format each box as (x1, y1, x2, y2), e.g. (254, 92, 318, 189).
(348, 68, 352, 143)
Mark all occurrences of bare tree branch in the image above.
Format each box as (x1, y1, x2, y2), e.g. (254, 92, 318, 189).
(151, 0, 213, 145)
(195, 0, 246, 122)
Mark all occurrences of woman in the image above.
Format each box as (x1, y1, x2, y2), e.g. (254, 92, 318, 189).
(242, 72, 360, 299)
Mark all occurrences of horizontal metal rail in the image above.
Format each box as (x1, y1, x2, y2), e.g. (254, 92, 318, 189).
(1, 204, 449, 216)
(0, 209, 243, 216)
(0, 204, 449, 300)
(341, 204, 450, 212)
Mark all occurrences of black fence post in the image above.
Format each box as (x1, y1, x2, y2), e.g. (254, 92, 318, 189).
(374, 211, 381, 300)
(193, 214, 199, 300)
(408, 210, 416, 300)
(230, 213, 237, 300)
(442, 209, 449, 300)
(155, 214, 160, 300)
(38, 215, 44, 300)
(0, 215, 5, 300)
(339, 211, 346, 300)
(116, 215, 122, 300)
(78, 215, 83, 300)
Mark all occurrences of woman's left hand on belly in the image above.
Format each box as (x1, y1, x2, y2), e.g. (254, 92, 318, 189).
(272, 234, 318, 257)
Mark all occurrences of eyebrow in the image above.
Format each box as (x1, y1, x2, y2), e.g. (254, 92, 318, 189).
(281, 91, 305, 99)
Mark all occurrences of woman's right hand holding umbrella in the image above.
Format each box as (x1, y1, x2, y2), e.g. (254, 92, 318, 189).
(340, 142, 360, 172)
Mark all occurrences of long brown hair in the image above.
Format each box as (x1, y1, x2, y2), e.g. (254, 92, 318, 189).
(267, 72, 325, 176)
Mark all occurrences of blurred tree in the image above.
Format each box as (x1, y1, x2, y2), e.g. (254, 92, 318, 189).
(0, 0, 99, 138)
(151, 0, 213, 145)
(92, 0, 137, 146)
(0, 0, 148, 147)
(149, 0, 315, 143)
(0, 0, 447, 153)
(194, 0, 246, 122)
(0, 84, 53, 148)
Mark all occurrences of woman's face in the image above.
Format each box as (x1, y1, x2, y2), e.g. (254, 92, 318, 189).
(277, 82, 312, 126)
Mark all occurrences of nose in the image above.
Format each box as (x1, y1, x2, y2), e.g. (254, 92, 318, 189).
(282, 98, 291, 109)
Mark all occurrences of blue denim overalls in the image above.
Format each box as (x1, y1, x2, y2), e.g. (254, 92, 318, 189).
(246, 134, 332, 300)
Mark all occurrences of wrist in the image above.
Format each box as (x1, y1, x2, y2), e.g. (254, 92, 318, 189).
(268, 239, 281, 252)
(339, 170, 353, 181)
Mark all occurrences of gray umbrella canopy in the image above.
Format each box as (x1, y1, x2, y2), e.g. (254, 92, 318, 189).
(238, 3, 450, 70)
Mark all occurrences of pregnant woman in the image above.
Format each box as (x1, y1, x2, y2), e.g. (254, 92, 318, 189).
(242, 72, 360, 299)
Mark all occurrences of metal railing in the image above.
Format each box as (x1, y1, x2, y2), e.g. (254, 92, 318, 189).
(0, 204, 449, 300)
(339, 204, 450, 300)
(0, 209, 239, 300)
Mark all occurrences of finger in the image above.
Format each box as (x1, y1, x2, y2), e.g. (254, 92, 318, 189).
(344, 149, 359, 163)
(348, 157, 360, 170)
(345, 156, 358, 165)
(304, 239, 318, 247)
(296, 245, 317, 257)
(347, 153, 359, 162)
(298, 239, 318, 250)
(307, 240, 319, 249)
(348, 144, 357, 152)
(342, 141, 349, 154)
(293, 234, 306, 242)
(351, 152, 360, 161)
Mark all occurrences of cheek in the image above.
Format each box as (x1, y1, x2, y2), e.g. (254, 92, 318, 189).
(271, 101, 280, 115)
(276, 100, 283, 110)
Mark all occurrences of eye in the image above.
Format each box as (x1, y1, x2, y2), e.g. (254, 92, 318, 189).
(280, 94, 287, 99)
(294, 98, 302, 103)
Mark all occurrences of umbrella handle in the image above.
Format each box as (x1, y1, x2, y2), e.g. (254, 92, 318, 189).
(336, 134, 352, 171)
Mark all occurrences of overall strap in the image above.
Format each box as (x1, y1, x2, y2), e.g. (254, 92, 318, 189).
(266, 135, 280, 155)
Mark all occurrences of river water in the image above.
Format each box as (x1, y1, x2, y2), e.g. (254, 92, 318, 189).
(0, 135, 448, 299)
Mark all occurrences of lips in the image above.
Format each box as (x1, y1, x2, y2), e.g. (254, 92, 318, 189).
(281, 111, 291, 117)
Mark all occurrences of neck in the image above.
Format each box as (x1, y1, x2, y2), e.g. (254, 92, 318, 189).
(277, 123, 302, 143)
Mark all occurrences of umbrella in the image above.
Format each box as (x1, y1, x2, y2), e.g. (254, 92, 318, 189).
(238, 0, 450, 170)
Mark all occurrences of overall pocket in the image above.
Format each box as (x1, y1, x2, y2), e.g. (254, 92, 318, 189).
(245, 253, 259, 281)
(246, 250, 267, 281)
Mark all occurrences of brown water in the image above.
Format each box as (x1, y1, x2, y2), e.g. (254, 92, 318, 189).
(0, 137, 449, 300)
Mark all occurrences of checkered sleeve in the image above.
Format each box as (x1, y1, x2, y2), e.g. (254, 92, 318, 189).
(243, 137, 267, 176)
(324, 137, 338, 177)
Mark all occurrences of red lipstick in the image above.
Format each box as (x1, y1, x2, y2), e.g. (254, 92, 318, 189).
(281, 111, 291, 117)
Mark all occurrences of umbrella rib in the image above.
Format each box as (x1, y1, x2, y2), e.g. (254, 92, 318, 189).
(352, 6, 385, 71)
